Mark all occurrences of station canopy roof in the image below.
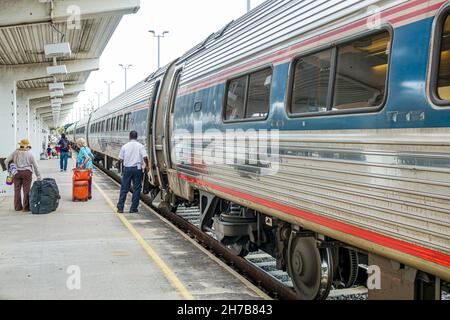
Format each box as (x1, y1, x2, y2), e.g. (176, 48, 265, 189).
(0, 0, 140, 127)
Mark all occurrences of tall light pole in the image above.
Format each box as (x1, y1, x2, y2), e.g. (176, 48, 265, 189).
(104, 81, 114, 102)
(148, 30, 169, 69)
(119, 64, 132, 91)
(87, 99, 95, 114)
(94, 91, 103, 110)
(247, 0, 251, 12)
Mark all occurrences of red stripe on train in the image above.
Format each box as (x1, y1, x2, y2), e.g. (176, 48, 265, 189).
(179, 0, 445, 96)
(177, 173, 450, 269)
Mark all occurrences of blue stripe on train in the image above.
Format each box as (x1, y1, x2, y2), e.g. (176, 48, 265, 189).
(173, 17, 450, 133)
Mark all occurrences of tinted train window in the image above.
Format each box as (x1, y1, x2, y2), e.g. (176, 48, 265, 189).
(289, 30, 391, 116)
(246, 68, 272, 119)
(291, 49, 332, 114)
(224, 68, 272, 121)
(111, 118, 116, 132)
(124, 113, 131, 131)
(106, 119, 110, 132)
(333, 31, 390, 110)
(101, 120, 105, 132)
(225, 75, 247, 121)
(437, 13, 450, 100)
(117, 116, 123, 131)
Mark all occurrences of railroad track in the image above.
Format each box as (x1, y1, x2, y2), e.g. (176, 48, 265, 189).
(175, 205, 371, 301)
(97, 163, 449, 301)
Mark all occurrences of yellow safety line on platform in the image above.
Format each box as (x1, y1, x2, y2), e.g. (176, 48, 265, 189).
(93, 181, 194, 300)
(140, 202, 272, 300)
(97, 172, 270, 300)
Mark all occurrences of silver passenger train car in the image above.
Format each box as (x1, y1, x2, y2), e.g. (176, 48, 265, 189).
(69, 0, 450, 299)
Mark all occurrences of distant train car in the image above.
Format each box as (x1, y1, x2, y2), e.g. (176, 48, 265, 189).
(65, 122, 77, 146)
(69, 0, 450, 299)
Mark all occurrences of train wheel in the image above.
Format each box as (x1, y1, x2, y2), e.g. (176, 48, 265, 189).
(287, 236, 333, 300)
(335, 248, 359, 289)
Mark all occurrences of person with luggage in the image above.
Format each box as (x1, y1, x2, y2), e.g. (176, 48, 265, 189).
(58, 134, 71, 172)
(116, 131, 150, 214)
(76, 138, 94, 200)
(5, 139, 42, 212)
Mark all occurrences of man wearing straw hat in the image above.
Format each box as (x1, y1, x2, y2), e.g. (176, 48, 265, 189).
(5, 139, 41, 212)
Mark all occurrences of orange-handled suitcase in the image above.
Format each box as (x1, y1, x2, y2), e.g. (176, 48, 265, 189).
(73, 169, 91, 181)
(73, 180, 89, 202)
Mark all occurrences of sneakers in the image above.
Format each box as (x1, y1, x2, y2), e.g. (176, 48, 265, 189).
(129, 209, 139, 214)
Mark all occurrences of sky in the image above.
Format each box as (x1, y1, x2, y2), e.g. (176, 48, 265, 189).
(67, 0, 266, 123)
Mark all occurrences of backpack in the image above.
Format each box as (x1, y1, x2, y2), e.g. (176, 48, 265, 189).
(60, 139, 69, 151)
(30, 178, 61, 215)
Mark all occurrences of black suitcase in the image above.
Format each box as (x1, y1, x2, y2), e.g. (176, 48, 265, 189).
(30, 178, 61, 215)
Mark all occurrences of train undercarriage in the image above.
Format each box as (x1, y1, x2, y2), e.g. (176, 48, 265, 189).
(183, 190, 446, 300)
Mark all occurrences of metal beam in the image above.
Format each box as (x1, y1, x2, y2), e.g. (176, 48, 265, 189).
(2, 59, 99, 81)
(41, 108, 73, 117)
(33, 96, 78, 110)
(0, 0, 140, 27)
(21, 84, 85, 100)
(38, 104, 75, 115)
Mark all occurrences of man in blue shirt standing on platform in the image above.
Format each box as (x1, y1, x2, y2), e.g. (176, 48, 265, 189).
(58, 134, 71, 172)
(116, 131, 149, 214)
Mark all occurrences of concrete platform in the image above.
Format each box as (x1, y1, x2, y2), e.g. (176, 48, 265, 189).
(0, 158, 267, 300)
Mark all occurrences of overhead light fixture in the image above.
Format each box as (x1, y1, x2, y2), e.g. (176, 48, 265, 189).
(49, 83, 65, 91)
(44, 43, 72, 58)
(50, 90, 64, 98)
(47, 65, 67, 76)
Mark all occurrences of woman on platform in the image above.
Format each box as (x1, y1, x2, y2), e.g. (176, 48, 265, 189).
(75, 138, 94, 200)
(6, 139, 42, 212)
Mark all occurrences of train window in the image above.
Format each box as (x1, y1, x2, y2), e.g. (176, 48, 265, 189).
(117, 115, 123, 131)
(437, 13, 450, 101)
(123, 113, 130, 131)
(106, 119, 110, 132)
(225, 75, 247, 121)
(111, 117, 116, 132)
(224, 67, 272, 122)
(101, 120, 105, 132)
(289, 29, 391, 116)
(246, 68, 272, 119)
(291, 49, 332, 114)
(333, 31, 390, 110)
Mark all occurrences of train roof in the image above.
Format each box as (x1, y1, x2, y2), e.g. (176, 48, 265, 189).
(89, 70, 165, 122)
(76, 116, 89, 128)
(177, 0, 407, 85)
(66, 122, 77, 132)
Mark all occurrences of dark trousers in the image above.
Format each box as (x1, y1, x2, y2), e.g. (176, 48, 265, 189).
(60, 151, 69, 171)
(13, 170, 32, 211)
(117, 167, 143, 211)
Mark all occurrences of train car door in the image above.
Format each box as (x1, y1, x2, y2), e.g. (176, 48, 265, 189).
(165, 65, 195, 202)
(152, 61, 177, 199)
(146, 78, 161, 187)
